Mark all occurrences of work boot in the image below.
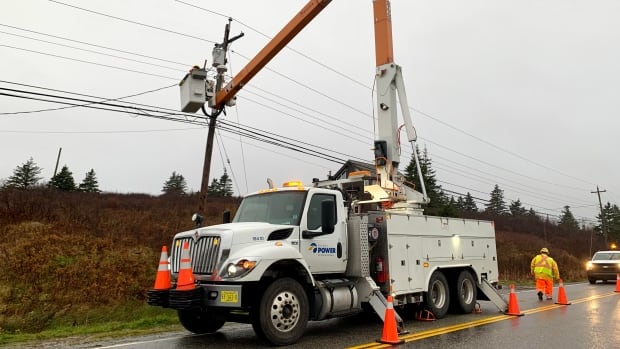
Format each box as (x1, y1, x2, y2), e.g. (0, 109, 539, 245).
(546, 295, 553, 300)
(537, 291, 543, 301)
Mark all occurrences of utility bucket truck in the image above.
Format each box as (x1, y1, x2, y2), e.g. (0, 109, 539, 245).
(149, 0, 506, 346)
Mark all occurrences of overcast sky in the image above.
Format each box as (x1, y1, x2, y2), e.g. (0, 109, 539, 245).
(1, 0, 618, 224)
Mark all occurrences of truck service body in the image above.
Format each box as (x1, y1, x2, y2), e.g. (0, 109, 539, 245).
(149, 0, 507, 345)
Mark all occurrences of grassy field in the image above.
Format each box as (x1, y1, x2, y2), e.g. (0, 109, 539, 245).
(0, 303, 180, 346)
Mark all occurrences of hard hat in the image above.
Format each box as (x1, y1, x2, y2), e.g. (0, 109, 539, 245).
(540, 247, 549, 254)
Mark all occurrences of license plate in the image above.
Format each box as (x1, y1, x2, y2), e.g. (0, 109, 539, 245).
(220, 291, 238, 303)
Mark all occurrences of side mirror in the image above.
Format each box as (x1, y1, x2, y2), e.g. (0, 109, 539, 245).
(192, 213, 204, 228)
(223, 210, 231, 224)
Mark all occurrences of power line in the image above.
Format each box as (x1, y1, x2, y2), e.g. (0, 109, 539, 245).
(48, 0, 217, 44)
(0, 23, 189, 67)
(0, 85, 358, 165)
(174, 0, 370, 90)
(0, 30, 186, 72)
(0, 81, 175, 116)
(0, 44, 179, 80)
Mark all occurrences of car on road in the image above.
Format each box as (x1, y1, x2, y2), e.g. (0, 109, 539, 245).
(586, 250, 620, 284)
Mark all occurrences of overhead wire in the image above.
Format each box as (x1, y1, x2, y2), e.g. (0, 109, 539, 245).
(47, 0, 217, 44)
(0, 44, 179, 80)
(0, 30, 186, 72)
(0, 23, 189, 67)
(0, 81, 176, 116)
(0, 84, 355, 165)
(174, 0, 370, 90)
(226, 47, 250, 194)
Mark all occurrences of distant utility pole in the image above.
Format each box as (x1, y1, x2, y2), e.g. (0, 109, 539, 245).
(591, 186, 607, 246)
(53, 147, 62, 177)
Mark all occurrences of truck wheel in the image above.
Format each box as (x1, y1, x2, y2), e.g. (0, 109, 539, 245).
(588, 278, 596, 284)
(425, 271, 450, 319)
(178, 308, 227, 334)
(251, 277, 309, 346)
(453, 270, 477, 313)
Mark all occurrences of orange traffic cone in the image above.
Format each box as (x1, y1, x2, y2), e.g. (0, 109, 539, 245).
(505, 284, 524, 316)
(153, 246, 171, 290)
(378, 296, 404, 345)
(147, 245, 171, 307)
(615, 274, 620, 293)
(555, 279, 571, 305)
(175, 241, 195, 290)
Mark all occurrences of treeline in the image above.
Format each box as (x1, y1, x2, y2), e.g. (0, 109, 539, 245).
(2, 157, 234, 197)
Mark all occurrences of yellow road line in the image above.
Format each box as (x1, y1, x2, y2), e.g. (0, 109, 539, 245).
(347, 292, 619, 349)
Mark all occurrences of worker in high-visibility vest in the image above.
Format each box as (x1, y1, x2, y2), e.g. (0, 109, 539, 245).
(530, 247, 560, 300)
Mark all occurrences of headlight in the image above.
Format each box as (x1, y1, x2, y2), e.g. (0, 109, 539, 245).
(223, 258, 260, 278)
(586, 261, 593, 270)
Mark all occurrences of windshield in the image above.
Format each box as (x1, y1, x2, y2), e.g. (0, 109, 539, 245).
(233, 191, 307, 225)
(592, 252, 620, 261)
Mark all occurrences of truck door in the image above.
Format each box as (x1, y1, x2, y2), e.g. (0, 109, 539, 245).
(300, 193, 347, 273)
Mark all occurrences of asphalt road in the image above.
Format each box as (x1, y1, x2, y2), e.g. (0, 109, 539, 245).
(9, 282, 620, 349)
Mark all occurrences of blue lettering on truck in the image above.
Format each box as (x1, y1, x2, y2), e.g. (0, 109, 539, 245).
(309, 242, 336, 255)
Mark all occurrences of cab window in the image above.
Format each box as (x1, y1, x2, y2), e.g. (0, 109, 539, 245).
(307, 193, 336, 231)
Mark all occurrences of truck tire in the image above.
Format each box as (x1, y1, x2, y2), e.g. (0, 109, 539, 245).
(251, 277, 309, 346)
(425, 271, 450, 319)
(178, 308, 227, 334)
(453, 270, 477, 314)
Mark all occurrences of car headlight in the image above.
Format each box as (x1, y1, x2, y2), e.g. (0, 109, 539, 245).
(586, 261, 593, 270)
(223, 258, 260, 278)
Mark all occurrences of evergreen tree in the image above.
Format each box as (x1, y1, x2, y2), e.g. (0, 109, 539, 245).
(455, 196, 465, 210)
(558, 205, 579, 232)
(608, 204, 620, 245)
(463, 192, 478, 212)
(78, 169, 100, 193)
(5, 157, 43, 189)
(219, 170, 234, 197)
(49, 165, 76, 191)
(162, 171, 187, 195)
(597, 202, 620, 244)
(207, 177, 221, 196)
(485, 184, 507, 215)
(404, 145, 447, 215)
(509, 199, 527, 216)
(438, 196, 459, 218)
(207, 171, 234, 197)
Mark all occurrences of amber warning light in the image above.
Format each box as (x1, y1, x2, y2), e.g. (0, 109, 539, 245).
(283, 180, 304, 188)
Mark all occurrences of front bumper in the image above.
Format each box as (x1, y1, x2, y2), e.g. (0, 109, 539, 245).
(587, 271, 618, 281)
(147, 283, 243, 310)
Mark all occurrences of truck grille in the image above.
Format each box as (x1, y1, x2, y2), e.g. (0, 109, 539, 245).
(171, 236, 221, 275)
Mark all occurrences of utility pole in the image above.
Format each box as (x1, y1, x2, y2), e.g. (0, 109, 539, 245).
(53, 147, 62, 177)
(197, 19, 243, 223)
(591, 186, 607, 246)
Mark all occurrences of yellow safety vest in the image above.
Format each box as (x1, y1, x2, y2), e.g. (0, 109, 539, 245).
(531, 254, 556, 280)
